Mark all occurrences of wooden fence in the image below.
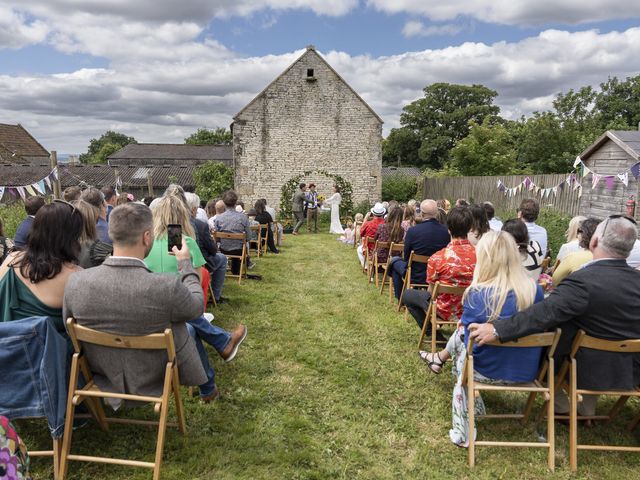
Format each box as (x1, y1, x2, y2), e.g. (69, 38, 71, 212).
(421, 173, 581, 217)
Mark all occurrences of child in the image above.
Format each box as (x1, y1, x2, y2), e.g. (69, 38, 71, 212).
(339, 220, 355, 244)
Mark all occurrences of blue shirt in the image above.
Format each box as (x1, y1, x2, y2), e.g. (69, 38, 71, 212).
(13, 216, 34, 248)
(96, 217, 111, 244)
(462, 285, 545, 382)
(525, 222, 548, 256)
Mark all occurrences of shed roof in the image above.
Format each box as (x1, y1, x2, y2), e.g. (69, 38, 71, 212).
(579, 130, 640, 162)
(0, 123, 49, 162)
(382, 166, 422, 178)
(108, 143, 232, 163)
(233, 46, 383, 124)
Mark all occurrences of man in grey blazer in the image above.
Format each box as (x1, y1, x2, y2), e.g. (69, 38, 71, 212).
(63, 203, 219, 403)
(292, 183, 307, 235)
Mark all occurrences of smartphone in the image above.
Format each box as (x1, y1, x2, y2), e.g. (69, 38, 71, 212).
(167, 224, 182, 252)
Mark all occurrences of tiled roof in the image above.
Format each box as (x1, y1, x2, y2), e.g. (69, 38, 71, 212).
(382, 166, 422, 178)
(108, 143, 233, 165)
(0, 123, 49, 163)
(580, 130, 640, 162)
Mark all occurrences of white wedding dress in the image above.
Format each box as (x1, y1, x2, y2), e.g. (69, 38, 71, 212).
(324, 192, 345, 234)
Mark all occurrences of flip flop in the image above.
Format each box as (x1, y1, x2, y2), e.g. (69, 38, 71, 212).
(419, 350, 444, 374)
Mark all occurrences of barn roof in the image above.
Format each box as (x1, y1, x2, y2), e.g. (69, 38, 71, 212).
(233, 46, 383, 124)
(382, 166, 422, 178)
(0, 123, 49, 163)
(108, 143, 232, 165)
(579, 130, 640, 162)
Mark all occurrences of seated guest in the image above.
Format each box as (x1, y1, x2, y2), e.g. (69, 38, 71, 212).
(261, 198, 283, 246)
(518, 198, 547, 256)
(101, 186, 118, 220)
(437, 199, 451, 214)
(214, 190, 254, 273)
(420, 231, 544, 447)
(0, 201, 83, 331)
(557, 215, 587, 261)
(374, 206, 405, 265)
(0, 218, 14, 264)
(255, 200, 280, 254)
(74, 200, 113, 269)
(247, 208, 260, 242)
(185, 192, 228, 304)
(390, 199, 450, 300)
(116, 192, 134, 205)
(469, 215, 640, 417)
(209, 199, 227, 232)
(483, 202, 503, 231)
(401, 205, 416, 233)
(63, 186, 82, 203)
(467, 204, 490, 246)
(402, 206, 475, 333)
(13, 196, 45, 249)
(456, 198, 469, 207)
(357, 203, 387, 267)
(81, 187, 111, 244)
(501, 219, 543, 281)
(63, 203, 215, 402)
(552, 217, 600, 285)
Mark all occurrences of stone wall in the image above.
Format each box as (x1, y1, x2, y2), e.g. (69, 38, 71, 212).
(232, 48, 382, 216)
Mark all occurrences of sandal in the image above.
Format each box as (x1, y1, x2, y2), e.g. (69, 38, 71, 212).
(419, 350, 444, 374)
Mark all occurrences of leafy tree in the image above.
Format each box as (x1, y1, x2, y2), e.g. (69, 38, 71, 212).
(193, 161, 234, 201)
(398, 83, 500, 169)
(381, 174, 419, 202)
(382, 128, 421, 165)
(595, 75, 640, 129)
(449, 118, 518, 176)
(185, 127, 232, 145)
(80, 130, 137, 164)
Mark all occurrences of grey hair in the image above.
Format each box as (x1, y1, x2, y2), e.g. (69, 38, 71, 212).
(184, 192, 200, 210)
(163, 184, 186, 205)
(596, 217, 637, 258)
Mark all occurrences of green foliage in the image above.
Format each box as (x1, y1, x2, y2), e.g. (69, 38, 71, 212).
(279, 170, 353, 219)
(381, 174, 419, 202)
(79, 130, 137, 164)
(382, 128, 421, 166)
(596, 76, 640, 129)
(398, 83, 500, 169)
(537, 208, 571, 259)
(193, 161, 234, 201)
(185, 127, 232, 145)
(449, 118, 519, 176)
(0, 203, 26, 238)
(352, 200, 372, 217)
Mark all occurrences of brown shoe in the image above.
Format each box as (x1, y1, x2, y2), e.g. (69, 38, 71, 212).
(220, 324, 247, 363)
(201, 386, 220, 403)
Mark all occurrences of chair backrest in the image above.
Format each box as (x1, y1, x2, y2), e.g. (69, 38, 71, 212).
(214, 231, 246, 242)
(389, 242, 404, 256)
(570, 330, 640, 356)
(66, 318, 176, 363)
(373, 241, 390, 261)
(470, 330, 561, 355)
(432, 281, 467, 298)
(407, 251, 429, 266)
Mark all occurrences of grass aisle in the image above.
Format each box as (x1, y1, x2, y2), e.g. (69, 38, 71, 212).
(28, 233, 640, 479)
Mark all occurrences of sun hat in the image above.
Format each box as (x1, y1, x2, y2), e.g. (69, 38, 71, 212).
(371, 202, 386, 217)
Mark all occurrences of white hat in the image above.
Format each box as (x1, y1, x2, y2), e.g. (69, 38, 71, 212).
(371, 202, 386, 217)
(235, 205, 244, 213)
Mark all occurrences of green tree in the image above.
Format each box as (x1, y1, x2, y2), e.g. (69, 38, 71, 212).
(193, 161, 234, 200)
(80, 130, 137, 164)
(595, 75, 640, 129)
(185, 127, 232, 145)
(399, 83, 500, 169)
(382, 128, 421, 166)
(448, 118, 518, 176)
(381, 174, 419, 202)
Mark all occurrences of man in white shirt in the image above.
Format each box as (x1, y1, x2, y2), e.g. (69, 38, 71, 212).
(483, 202, 503, 231)
(518, 198, 548, 255)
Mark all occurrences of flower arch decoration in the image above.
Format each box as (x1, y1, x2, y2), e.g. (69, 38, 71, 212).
(279, 170, 353, 219)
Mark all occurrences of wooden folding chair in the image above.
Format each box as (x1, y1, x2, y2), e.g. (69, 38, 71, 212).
(361, 236, 374, 274)
(563, 330, 640, 472)
(259, 224, 269, 256)
(353, 221, 363, 249)
(417, 282, 468, 352)
(214, 232, 248, 284)
(466, 329, 562, 471)
(59, 318, 187, 480)
(397, 251, 429, 313)
(249, 225, 262, 257)
(379, 242, 404, 304)
(9, 421, 62, 479)
(369, 240, 390, 286)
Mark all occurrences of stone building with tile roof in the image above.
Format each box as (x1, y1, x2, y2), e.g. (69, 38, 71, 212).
(107, 143, 232, 167)
(0, 123, 49, 164)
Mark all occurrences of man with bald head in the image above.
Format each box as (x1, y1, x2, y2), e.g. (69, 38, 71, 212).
(470, 215, 640, 416)
(391, 199, 450, 300)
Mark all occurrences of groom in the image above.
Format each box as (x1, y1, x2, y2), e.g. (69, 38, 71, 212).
(292, 183, 307, 235)
(306, 183, 319, 233)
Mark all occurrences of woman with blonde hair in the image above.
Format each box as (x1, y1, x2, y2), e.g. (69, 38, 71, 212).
(419, 230, 544, 447)
(556, 215, 587, 261)
(401, 204, 416, 233)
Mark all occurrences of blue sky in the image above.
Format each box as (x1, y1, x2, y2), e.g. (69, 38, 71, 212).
(0, 1, 639, 152)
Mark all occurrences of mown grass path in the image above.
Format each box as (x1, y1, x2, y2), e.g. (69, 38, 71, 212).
(27, 233, 640, 479)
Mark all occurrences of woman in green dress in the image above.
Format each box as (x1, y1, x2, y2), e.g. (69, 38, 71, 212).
(0, 200, 84, 332)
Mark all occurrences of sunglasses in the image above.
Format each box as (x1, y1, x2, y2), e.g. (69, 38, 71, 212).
(53, 198, 78, 214)
(601, 214, 637, 239)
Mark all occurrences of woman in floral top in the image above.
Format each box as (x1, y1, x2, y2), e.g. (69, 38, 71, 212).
(374, 207, 405, 264)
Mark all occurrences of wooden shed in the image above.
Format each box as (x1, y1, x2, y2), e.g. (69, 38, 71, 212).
(579, 130, 640, 220)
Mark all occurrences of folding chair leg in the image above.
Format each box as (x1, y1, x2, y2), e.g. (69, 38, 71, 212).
(569, 359, 578, 472)
(430, 313, 438, 354)
(59, 355, 81, 480)
(521, 391, 538, 423)
(153, 365, 173, 480)
(53, 437, 61, 480)
(379, 270, 388, 295)
(606, 395, 629, 423)
(172, 369, 187, 434)
(547, 358, 555, 471)
(467, 357, 476, 468)
(417, 303, 432, 351)
(627, 411, 640, 431)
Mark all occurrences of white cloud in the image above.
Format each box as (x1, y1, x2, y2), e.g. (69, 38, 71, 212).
(0, 5, 49, 49)
(368, 0, 640, 26)
(402, 20, 465, 37)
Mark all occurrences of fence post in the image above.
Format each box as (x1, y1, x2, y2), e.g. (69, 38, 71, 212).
(50, 150, 61, 199)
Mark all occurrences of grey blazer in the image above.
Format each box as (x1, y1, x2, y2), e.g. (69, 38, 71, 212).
(292, 191, 306, 213)
(63, 257, 207, 397)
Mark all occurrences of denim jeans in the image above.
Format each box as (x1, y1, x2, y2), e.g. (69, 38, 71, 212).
(186, 323, 216, 397)
(208, 253, 227, 301)
(187, 316, 231, 353)
(391, 258, 407, 300)
(402, 288, 432, 330)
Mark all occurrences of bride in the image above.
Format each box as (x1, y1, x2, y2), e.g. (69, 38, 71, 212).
(324, 185, 345, 234)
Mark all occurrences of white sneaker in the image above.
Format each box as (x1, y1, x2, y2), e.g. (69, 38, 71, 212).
(204, 313, 214, 323)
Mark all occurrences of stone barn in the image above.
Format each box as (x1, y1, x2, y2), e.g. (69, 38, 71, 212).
(578, 130, 640, 220)
(231, 46, 383, 214)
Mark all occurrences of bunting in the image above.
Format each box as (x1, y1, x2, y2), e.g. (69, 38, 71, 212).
(0, 166, 57, 201)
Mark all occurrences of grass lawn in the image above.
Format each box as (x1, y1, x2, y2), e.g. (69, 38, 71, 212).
(23, 232, 640, 479)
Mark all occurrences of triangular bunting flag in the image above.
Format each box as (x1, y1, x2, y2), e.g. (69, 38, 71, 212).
(573, 156, 582, 169)
(38, 180, 46, 194)
(553, 186, 558, 195)
(618, 172, 629, 187)
(44, 176, 52, 189)
(52, 166, 59, 180)
(0, 187, 4, 200)
(592, 174, 601, 189)
(631, 162, 640, 180)
(17, 187, 26, 200)
(577, 185, 583, 198)
(605, 176, 615, 190)
(25, 185, 36, 196)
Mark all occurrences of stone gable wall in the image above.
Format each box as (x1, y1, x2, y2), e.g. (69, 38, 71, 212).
(233, 49, 382, 216)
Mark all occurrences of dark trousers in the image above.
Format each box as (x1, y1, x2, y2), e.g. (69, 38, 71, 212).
(264, 224, 279, 253)
(402, 288, 432, 330)
(391, 259, 407, 300)
(221, 248, 247, 275)
(293, 211, 305, 233)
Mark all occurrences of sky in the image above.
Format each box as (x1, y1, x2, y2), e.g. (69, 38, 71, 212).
(1, 1, 639, 153)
